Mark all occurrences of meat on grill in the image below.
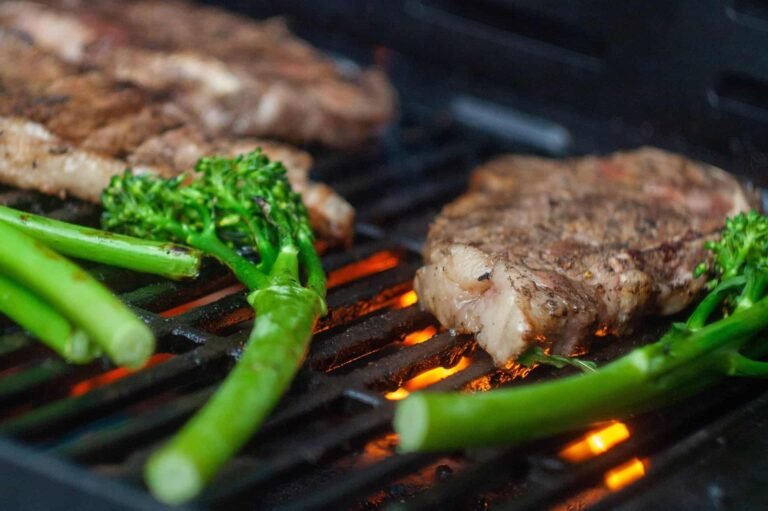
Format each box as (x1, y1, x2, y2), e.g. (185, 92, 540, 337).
(0, 29, 354, 245)
(0, 0, 397, 148)
(414, 148, 756, 365)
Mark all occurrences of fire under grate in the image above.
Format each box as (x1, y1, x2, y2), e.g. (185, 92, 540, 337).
(1, 102, 768, 511)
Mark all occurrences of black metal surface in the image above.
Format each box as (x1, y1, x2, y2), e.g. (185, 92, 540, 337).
(1, 2, 768, 510)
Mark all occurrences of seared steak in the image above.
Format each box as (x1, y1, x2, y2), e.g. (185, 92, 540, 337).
(0, 0, 397, 148)
(0, 29, 354, 244)
(415, 148, 755, 365)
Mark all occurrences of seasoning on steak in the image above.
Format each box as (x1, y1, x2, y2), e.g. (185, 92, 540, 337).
(414, 148, 756, 365)
(0, 0, 397, 148)
(0, 29, 354, 245)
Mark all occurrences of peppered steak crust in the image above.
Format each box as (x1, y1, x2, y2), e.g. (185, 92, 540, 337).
(415, 148, 755, 365)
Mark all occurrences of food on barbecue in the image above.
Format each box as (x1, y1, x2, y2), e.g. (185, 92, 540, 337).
(0, 221, 154, 367)
(415, 147, 754, 365)
(0, 0, 397, 148)
(0, 205, 202, 280)
(395, 211, 768, 452)
(101, 150, 326, 504)
(0, 28, 354, 245)
(0, 274, 97, 363)
(517, 345, 596, 373)
(0, 201, 200, 363)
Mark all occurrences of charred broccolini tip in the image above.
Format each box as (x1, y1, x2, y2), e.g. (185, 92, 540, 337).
(394, 210, 768, 452)
(101, 149, 326, 504)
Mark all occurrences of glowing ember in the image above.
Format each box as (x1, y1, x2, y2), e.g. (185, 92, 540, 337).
(384, 387, 411, 401)
(326, 251, 402, 289)
(595, 325, 610, 337)
(402, 326, 437, 346)
(357, 432, 400, 466)
(560, 422, 631, 463)
(160, 284, 245, 318)
(549, 488, 609, 511)
(385, 356, 472, 400)
(502, 360, 534, 378)
(604, 458, 647, 490)
(69, 353, 173, 397)
(396, 290, 418, 308)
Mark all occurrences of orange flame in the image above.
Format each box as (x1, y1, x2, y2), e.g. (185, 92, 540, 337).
(69, 353, 173, 397)
(604, 458, 647, 490)
(396, 291, 418, 309)
(326, 251, 402, 289)
(160, 284, 245, 318)
(357, 432, 400, 466)
(560, 422, 631, 463)
(384, 388, 411, 400)
(402, 326, 437, 346)
(385, 356, 472, 400)
(595, 325, 610, 337)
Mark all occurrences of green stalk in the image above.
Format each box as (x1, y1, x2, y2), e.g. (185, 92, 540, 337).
(0, 205, 201, 279)
(0, 275, 99, 363)
(0, 222, 154, 368)
(395, 294, 768, 452)
(144, 245, 325, 504)
(186, 231, 268, 290)
(686, 276, 745, 329)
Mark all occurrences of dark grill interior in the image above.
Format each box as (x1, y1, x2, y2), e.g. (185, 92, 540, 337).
(3, 2, 768, 510)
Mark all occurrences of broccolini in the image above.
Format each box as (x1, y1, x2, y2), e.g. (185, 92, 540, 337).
(0, 221, 154, 367)
(101, 149, 326, 504)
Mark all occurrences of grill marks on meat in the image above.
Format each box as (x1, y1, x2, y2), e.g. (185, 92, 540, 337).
(0, 29, 353, 245)
(415, 148, 755, 365)
(0, 0, 397, 148)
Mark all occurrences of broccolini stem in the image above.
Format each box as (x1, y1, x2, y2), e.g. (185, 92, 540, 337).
(395, 294, 768, 452)
(145, 250, 324, 503)
(736, 269, 768, 312)
(720, 351, 768, 377)
(0, 275, 99, 363)
(0, 205, 201, 280)
(298, 233, 327, 301)
(686, 276, 745, 330)
(187, 232, 268, 290)
(0, 222, 154, 368)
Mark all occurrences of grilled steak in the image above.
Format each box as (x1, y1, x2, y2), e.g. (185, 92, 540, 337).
(415, 148, 755, 365)
(0, 0, 397, 148)
(0, 29, 354, 244)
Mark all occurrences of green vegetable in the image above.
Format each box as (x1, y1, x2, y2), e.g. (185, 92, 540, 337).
(517, 346, 597, 373)
(394, 211, 768, 452)
(0, 274, 100, 363)
(0, 205, 201, 280)
(101, 149, 326, 504)
(0, 221, 154, 368)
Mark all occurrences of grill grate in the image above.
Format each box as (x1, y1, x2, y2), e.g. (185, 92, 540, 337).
(1, 103, 767, 511)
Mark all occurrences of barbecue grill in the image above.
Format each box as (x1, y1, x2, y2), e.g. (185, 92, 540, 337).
(2, 1, 768, 509)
